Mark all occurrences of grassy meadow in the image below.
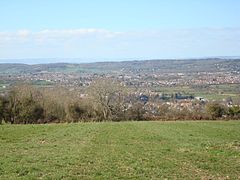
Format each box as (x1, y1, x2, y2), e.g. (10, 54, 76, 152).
(153, 83, 240, 102)
(0, 121, 240, 179)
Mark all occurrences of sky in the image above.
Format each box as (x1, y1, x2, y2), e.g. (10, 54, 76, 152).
(0, 0, 240, 63)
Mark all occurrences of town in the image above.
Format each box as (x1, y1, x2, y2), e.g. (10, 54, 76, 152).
(0, 59, 240, 123)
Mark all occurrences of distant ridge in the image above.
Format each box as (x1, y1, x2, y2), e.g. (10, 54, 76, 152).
(0, 58, 239, 74)
(0, 56, 240, 65)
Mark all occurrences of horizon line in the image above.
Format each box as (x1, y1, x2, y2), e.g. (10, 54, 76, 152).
(0, 56, 240, 65)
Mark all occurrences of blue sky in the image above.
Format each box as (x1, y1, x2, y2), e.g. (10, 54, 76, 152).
(0, 0, 240, 63)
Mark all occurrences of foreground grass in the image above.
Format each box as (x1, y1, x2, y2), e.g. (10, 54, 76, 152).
(0, 121, 240, 179)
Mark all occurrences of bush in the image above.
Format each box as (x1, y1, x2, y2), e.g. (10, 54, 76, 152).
(0, 96, 9, 124)
(44, 102, 66, 123)
(68, 103, 86, 122)
(206, 102, 226, 119)
(13, 96, 44, 124)
(126, 102, 146, 121)
(1, 83, 239, 124)
(228, 106, 240, 119)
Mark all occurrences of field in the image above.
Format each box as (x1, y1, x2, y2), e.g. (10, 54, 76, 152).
(0, 121, 240, 179)
(153, 84, 240, 102)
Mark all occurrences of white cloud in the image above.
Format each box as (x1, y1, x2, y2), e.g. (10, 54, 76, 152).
(0, 29, 122, 43)
(0, 28, 239, 60)
(16, 30, 31, 37)
(34, 29, 119, 40)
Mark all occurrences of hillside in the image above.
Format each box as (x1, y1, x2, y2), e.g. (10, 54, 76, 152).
(0, 58, 240, 74)
(0, 121, 240, 179)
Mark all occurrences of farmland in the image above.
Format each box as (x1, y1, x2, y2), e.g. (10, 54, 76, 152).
(0, 121, 240, 179)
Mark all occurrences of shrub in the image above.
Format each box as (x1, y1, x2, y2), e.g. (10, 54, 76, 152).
(44, 101, 66, 123)
(206, 102, 226, 119)
(228, 106, 240, 119)
(68, 103, 86, 122)
(126, 102, 146, 121)
(0, 96, 9, 124)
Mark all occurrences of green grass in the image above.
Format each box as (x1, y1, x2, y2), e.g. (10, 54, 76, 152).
(31, 80, 54, 86)
(0, 121, 240, 179)
(153, 84, 240, 102)
(0, 83, 8, 92)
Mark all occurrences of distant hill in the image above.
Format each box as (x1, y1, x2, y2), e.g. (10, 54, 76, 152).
(0, 58, 239, 74)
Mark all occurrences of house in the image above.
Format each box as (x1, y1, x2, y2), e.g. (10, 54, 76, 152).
(195, 97, 207, 102)
(139, 94, 149, 104)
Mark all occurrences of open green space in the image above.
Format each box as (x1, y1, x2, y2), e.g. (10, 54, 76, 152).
(154, 84, 240, 102)
(0, 83, 8, 92)
(0, 121, 240, 179)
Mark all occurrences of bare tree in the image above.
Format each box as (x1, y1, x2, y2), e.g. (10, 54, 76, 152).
(88, 79, 126, 121)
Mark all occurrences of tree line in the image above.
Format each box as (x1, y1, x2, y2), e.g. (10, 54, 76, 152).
(0, 80, 240, 124)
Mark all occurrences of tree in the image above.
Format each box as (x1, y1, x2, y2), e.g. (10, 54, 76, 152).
(228, 106, 240, 118)
(17, 96, 44, 124)
(5, 85, 45, 124)
(68, 102, 86, 122)
(44, 101, 66, 123)
(206, 102, 226, 119)
(7, 89, 19, 124)
(88, 79, 126, 121)
(0, 96, 9, 124)
(126, 102, 146, 121)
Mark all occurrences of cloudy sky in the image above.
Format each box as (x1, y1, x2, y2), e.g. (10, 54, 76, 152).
(0, 0, 239, 63)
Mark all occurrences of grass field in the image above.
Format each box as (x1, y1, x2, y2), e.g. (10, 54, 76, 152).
(0, 121, 240, 179)
(153, 84, 240, 102)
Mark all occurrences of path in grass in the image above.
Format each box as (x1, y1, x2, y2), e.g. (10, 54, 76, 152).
(0, 121, 240, 179)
